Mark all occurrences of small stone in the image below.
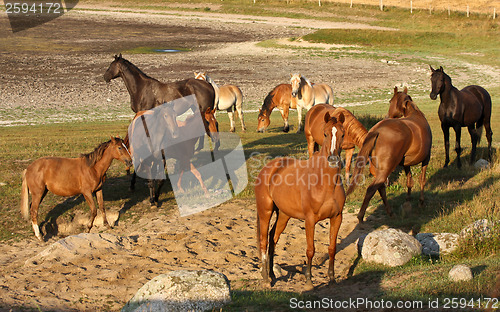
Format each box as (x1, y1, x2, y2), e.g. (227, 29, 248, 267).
(449, 264, 473, 282)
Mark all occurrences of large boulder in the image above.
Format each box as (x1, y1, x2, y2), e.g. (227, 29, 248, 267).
(122, 270, 231, 312)
(416, 233, 459, 256)
(360, 228, 421, 267)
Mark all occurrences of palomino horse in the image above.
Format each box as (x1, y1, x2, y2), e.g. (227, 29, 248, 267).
(194, 72, 246, 132)
(257, 84, 297, 133)
(104, 54, 218, 149)
(305, 104, 368, 181)
(255, 112, 345, 290)
(290, 73, 334, 132)
(126, 107, 218, 207)
(430, 66, 492, 168)
(20, 137, 132, 241)
(347, 87, 432, 223)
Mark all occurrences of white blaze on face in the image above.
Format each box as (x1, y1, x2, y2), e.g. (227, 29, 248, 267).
(330, 127, 337, 155)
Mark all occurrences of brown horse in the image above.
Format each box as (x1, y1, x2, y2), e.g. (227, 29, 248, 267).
(305, 104, 368, 181)
(430, 66, 492, 168)
(257, 84, 297, 133)
(255, 112, 345, 290)
(104, 54, 217, 149)
(126, 107, 218, 207)
(20, 137, 133, 241)
(347, 87, 432, 223)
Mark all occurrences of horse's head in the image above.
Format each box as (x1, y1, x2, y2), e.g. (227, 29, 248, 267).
(323, 112, 345, 158)
(109, 136, 133, 168)
(204, 108, 220, 149)
(257, 108, 270, 133)
(290, 73, 302, 98)
(429, 65, 446, 100)
(104, 54, 124, 82)
(161, 104, 180, 139)
(194, 72, 207, 81)
(388, 86, 413, 118)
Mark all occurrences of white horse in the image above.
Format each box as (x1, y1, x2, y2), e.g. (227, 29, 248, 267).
(290, 73, 334, 132)
(194, 72, 246, 132)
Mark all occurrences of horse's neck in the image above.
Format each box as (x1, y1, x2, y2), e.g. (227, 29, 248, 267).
(91, 149, 115, 179)
(440, 75, 458, 104)
(120, 64, 158, 107)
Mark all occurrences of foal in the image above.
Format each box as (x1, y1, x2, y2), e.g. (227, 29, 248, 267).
(256, 112, 345, 290)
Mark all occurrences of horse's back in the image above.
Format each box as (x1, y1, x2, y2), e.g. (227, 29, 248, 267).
(461, 85, 492, 121)
(26, 157, 85, 196)
(313, 83, 334, 105)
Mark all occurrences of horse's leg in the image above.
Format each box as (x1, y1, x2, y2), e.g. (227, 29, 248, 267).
(154, 179, 165, 207)
(484, 121, 493, 161)
(189, 163, 208, 194)
(304, 217, 316, 290)
(236, 101, 246, 131)
(453, 125, 462, 168)
(442, 123, 450, 168)
(328, 213, 342, 284)
(30, 188, 48, 241)
(256, 198, 274, 288)
(227, 108, 236, 133)
(95, 189, 111, 229)
(358, 175, 387, 223)
(419, 157, 430, 207)
(268, 211, 291, 281)
(404, 166, 413, 202)
(296, 105, 303, 133)
(147, 179, 159, 207)
(344, 148, 354, 182)
(83, 193, 98, 233)
(468, 125, 479, 165)
(283, 105, 290, 133)
(377, 184, 392, 217)
(129, 172, 136, 192)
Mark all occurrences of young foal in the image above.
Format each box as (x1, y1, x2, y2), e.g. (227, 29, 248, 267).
(256, 112, 345, 290)
(20, 137, 132, 241)
(347, 87, 432, 223)
(305, 104, 368, 181)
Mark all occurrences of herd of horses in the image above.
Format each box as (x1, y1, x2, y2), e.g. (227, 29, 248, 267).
(20, 55, 493, 290)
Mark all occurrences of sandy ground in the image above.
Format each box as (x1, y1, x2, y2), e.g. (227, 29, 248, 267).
(0, 4, 497, 311)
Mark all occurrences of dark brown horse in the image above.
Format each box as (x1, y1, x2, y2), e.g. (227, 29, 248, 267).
(104, 54, 217, 148)
(257, 84, 297, 133)
(255, 112, 345, 290)
(20, 137, 133, 241)
(430, 65, 492, 167)
(305, 104, 368, 181)
(347, 87, 432, 223)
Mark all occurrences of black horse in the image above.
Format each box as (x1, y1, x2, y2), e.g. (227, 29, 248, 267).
(430, 66, 492, 168)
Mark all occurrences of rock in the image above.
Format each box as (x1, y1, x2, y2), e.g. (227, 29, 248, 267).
(122, 270, 231, 312)
(360, 228, 421, 267)
(474, 159, 490, 169)
(460, 219, 499, 241)
(449, 264, 473, 282)
(416, 233, 459, 256)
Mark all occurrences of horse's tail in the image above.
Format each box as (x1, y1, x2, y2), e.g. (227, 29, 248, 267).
(346, 132, 379, 196)
(20, 169, 30, 220)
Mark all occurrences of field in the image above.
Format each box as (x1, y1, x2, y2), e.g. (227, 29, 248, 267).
(0, 0, 499, 311)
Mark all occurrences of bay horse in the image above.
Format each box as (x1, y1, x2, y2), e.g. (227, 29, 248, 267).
(255, 112, 346, 290)
(429, 66, 492, 168)
(290, 73, 334, 132)
(104, 54, 218, 149)
(305, 104, 368, 181)
(20, 137, 133, 241)
(194, 72, 246, 132)
(126, 106, 218, 207)
(257, 84, 297, 133)
(347, 87, 432, 223)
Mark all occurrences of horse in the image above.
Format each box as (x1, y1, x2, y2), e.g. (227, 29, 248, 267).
(305, 104, 368, 182)
(125, 106, 218, 208)
(290, 73, 334, 132)
(257, 84, 297, 133)
(347, 87, 432, 223)
(255, 112, 346, 290)
(104, 54, 218, 149)
(194, 72, 246, 132)
(20, 137, 133, 241)
(429, 65, 492, 168)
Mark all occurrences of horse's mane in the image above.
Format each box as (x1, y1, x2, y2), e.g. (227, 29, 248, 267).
(261, 88, 276, 113)
(119, 57, 159, 82)
(336, 108, 368, 147)
(81, 140, 112, 167)
(404, 100, 426, 118)
(301, 76, 313, 87)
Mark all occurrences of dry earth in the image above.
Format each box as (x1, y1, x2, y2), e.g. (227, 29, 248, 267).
(0, 4, 496, 312)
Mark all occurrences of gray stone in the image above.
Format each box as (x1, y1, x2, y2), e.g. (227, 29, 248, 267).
(361, 228, 421, 267)
(449, 264, 473, 282)
(416, 233, 459, 256)
(460, 219, 499, 241)
(122, 270, 231, 312)
(474, 159, 490, 169)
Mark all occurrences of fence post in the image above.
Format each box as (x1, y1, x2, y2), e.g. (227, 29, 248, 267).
(380, 0, 383, 11)
(410, 0, 413, 14)
(350, 0, 353, 8)
(467, 5, 469, 17)
(494, 8, 497, 19)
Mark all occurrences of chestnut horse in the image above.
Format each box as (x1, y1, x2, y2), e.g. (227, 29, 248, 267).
(104, 54, 217, 149)
(305, 104, 368, 181)
(257, 84, 297, 133)
(194, 72, 246, 132)
(20, 137, 132, 241)
(347, 87, 432, 223)
(256, 112, 345, 290)
(430, 66, 492, 168)
(126, 107, 218, 207)
(290, 73, 334, 132)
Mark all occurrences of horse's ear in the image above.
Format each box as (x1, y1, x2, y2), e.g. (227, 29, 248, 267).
(429, 65, 435, 72)
(211, 108, 216, 114)
(439, 66, 443, 72)
(338, 112, 345, 124)
(110, 136, 116, 142)
(403, 86, 408, 94)
(324, 112, 331, 123)
(290, 73, 293, 78)
(259, 108, 262, 113)
(394, 86, 398, 95)
(119, 53, 122, 58)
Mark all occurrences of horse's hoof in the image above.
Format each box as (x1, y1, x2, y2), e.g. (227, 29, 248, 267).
(357, 216, 364, 223)
(283, 126, 290, 133)
(304, 281, 314, 291)
(230, 128, 235, 133)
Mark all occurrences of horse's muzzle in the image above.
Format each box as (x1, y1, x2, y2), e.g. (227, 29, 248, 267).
(257, 128, 265, 133)
(291, 91, 298, 97)
(429, 92, 437, 100)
